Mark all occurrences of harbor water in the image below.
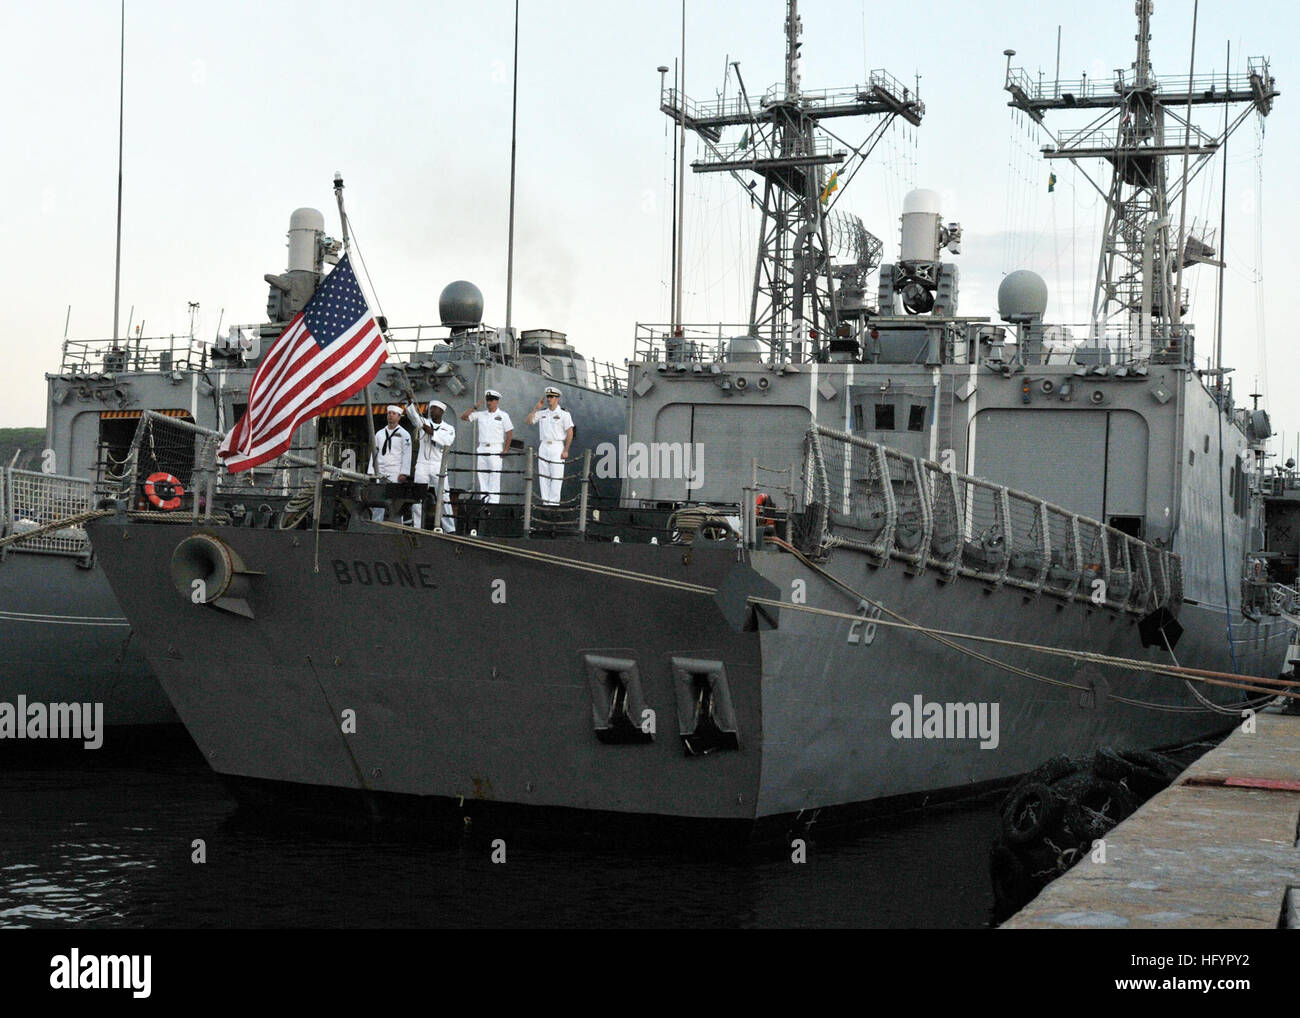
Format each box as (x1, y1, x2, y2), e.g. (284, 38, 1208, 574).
(0, 738, 1006, 929)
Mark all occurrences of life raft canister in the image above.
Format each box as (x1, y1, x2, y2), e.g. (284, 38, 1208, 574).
(144, 472, 185, 511)
(756, 492, 777, 528)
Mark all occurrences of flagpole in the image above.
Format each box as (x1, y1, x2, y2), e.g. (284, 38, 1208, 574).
(505, 0, 519, 335)
(335, 173, 379, 475)
(673, 0, 686, 336)
(112, 0, 125, 342)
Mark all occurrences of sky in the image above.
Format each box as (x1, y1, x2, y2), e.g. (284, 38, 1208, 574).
(2, 0, 1296, 455)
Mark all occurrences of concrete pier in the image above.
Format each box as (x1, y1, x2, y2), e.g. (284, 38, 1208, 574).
(1003, 713, 1300, 929)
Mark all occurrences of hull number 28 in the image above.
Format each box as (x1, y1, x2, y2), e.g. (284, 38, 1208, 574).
(847, 599, 882, 646)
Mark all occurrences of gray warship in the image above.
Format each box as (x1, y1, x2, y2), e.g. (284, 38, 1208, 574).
(1, 198, 626, 732)
(85, 1, 1293, 843)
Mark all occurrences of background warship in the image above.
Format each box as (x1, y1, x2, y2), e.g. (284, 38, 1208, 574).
(0, 195, 627, 732)
(83, 1, 1295, 843)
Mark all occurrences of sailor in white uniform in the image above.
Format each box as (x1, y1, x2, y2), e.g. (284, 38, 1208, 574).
(460, 389, 513, 504)
(369, 405, 412, 521)
(525, 386, 574, 505)
(406, 399, 456, 531)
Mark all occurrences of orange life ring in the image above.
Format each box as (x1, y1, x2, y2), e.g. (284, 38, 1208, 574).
(144, 472, 184, 511)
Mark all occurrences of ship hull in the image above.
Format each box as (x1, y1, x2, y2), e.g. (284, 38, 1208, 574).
(0, 550, 176, 730)
(87, 516, 1288, 842)
(753, 553, 1280, 817)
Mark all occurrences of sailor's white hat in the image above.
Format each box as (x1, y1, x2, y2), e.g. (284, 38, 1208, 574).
(385, 404, 402, 414)
(428, 399, 447, 411)
(485, 389, 502, 400)
(544, 386, 562, 397)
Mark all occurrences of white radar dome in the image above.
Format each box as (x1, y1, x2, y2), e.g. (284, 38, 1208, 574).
(902, 189, 943, 215)
(289, 207, 325, 232)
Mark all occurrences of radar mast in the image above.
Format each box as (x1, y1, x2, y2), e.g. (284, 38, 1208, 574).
(1004, 1, 1277, 360)
(661, 0, 923, 362)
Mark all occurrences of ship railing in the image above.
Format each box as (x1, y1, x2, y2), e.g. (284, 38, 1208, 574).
(663, 70, 918, 126)
(1259, 474, 1300, 497)
(587, 360, 629, 397)
(120, 411, 223, 514)
(1268, 583, 1300, 619)
(736, 459, 800, 549)
(385, 326, 628, 398)
(1032, 320, 1195, 367)
(868, 68, 918, 104)
(113, 412, 632, 536)
(59, 335, 209, 375)
(633, 323, 755, 365)
(384, 326, 490, 362)
(1052, 125, 1219, 153)
(118, 412, 598, 530)
(520, 447, 595, 537)
(804, 424, 1181, 613)
(762, 72, 919, 110)
(0, 467, 94, 557)
(1006, 66, 1262, 103)
(659, 86, 736, 125)
(119, 411, 369, 516)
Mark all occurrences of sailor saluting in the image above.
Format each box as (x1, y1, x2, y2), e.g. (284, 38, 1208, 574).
(461, 389, 514, 504)
(368, 405, 412, 521)
(525, 386, 574, 506)
(406, 399, 456, 531)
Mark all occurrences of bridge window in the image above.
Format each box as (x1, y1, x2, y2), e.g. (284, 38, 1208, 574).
(874, 404, 895, 430)
(908, 404, 927, 432)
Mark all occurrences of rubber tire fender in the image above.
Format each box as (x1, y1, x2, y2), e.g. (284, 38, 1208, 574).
(1063, 778, 1136, 841)
(1092, 746, 1133, 783)
(1001, 782, 1062, 845)
(1118, 749, 1180, 779)
(1024, 754, 1078, 787)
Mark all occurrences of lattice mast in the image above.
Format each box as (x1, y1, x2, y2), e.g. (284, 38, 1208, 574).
(660, 0, 923, 361)
(1004, 1, 1277, 350)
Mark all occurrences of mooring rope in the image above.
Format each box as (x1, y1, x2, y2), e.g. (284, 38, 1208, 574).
(0, 508, 115, 549)
(370, 519, 1293, 704)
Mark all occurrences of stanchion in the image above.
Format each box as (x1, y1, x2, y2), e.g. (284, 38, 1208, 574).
(523, 446, 535, 535)
(578, 448, 591, 536)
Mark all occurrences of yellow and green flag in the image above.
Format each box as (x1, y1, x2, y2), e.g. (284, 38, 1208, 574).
(1048, 172, 1057, 193)
(820, 171, 839, 205)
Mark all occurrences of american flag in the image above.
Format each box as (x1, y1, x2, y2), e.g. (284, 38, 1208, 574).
(218, 254, 386, 473)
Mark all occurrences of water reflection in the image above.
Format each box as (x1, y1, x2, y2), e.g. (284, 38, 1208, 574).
(0, 762, 1001, 928)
